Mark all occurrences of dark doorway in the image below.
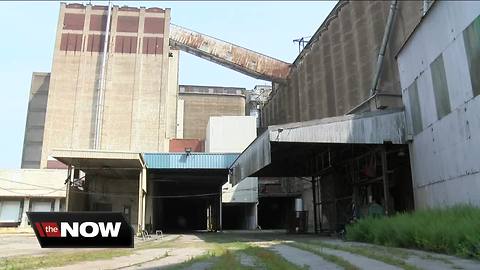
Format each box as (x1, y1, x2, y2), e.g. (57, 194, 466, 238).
(258, 197, 294, 229)
(162, 197, 209, 231)
(222, 203, 255, 230)
(149, 169, 227, 232)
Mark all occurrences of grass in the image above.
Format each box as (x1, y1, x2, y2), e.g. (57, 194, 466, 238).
(162, 236, 255, 270)
(210, 250, 254, 270)
(287, 242, 360, 270)
(345, 204, 480, 259)
(243, 246, 308, 270)
(0, 235, 181, 270)
(0, 249, 131, 270)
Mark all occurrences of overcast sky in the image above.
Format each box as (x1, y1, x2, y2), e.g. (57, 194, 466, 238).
(0, 1, 337, 168)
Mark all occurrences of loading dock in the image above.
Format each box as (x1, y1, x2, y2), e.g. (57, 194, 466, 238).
(143, 153, 239, 233)
(147, 169, 226, 232)
(257, 197, 294, 230)
(53, 150, 239, 234)
(230, 109, 415, 233)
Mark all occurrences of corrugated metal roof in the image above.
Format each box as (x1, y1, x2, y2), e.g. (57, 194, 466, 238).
(143, 153, 239, 169)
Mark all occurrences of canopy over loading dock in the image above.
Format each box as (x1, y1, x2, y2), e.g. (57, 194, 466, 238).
(52, 149, 146, 232)
(143, 153, 238, 232)
(53, 150, 239, 233)
(230, 109, 414, 233)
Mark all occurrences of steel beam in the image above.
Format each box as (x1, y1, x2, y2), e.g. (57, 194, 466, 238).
(169, 24, 290, 83)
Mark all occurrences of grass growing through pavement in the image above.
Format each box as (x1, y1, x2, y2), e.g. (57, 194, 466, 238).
(163, 241, 300, 270)
(210, 250, 254, 270)
(287, 242, 360, 270)
(243, 246, 307, 270)
(346, 204, 480, 259)
(305, 240, 420, 270)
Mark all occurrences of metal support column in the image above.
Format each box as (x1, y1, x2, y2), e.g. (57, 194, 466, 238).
(312, 176, 319, 234)
(219, 186, 222, 231)
(65, 165, 73, 211)
(381, 146, 390, 215)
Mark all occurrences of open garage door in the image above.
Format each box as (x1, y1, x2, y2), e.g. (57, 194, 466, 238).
(150, 176, 222, 232)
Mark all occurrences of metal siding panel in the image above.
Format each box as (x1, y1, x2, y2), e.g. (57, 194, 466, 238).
(430, 54, 451, 119)
(269, 110, 405, 145)
(143, 153, 239, 169)
(417, 67, 438, 128)
(408, 80, 423, 135)
(443, 36, 474, 109)
(463, 15, 480, 97)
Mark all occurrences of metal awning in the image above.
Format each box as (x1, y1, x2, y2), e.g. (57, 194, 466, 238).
(143, 153, 239, 170)
(230, 109, 406, 184)
(52, 149, 145, 176)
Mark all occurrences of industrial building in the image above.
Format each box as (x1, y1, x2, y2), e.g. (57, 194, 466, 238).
(0, 169, 66, 227)
(3, 1, 479, 235)
(231, 0, 480, 233)
(178, 85, 246, 140)
(52, 115, 258, 233)
(397, 1, 480, 208)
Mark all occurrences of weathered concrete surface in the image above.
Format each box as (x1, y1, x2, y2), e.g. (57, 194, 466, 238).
(118, 247, 206, 270)
(308, 245, 401, 270)
(40, 3, 176, 168)
(261, 1, 423, 126)
(323, 238, 480, 270)
(22, 72, 50, 169)
(268, 244, 341, 270)
(179, 85, 246, 140)
(237, 252, 257, 267)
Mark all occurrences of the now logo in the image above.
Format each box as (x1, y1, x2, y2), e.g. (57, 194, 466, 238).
(28, 212, 133, 248)
(35, 221, 121, 238)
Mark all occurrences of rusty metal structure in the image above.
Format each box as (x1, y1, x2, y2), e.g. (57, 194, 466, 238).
(169, 24, 291, 83)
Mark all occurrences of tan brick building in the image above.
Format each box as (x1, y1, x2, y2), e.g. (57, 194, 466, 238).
(28, 3, 179, 168)
(177, 85, 246, 140)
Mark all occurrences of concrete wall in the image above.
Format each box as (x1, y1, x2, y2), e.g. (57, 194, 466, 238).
(222, 177, 258, 203)
(205, 116, 256, 153)
(21, 73, 50, 169)
(87, 175, 139, 228)
(179, 85, 246, 140)
(0, 169, 66, 227)
(397, 1, 480, 208)
(40, 3, 177, 168)
(0, 169, 66, 198)
(261, 1, 423, 126)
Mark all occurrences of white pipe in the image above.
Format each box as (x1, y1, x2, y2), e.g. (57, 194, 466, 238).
(370, 0, 398, 96)
(94, 2, 112, 149)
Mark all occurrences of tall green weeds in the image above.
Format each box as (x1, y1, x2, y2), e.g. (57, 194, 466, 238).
(346, 205, 480, 259)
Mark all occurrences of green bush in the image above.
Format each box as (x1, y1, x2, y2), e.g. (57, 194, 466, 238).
(345, 204, 480, 259)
